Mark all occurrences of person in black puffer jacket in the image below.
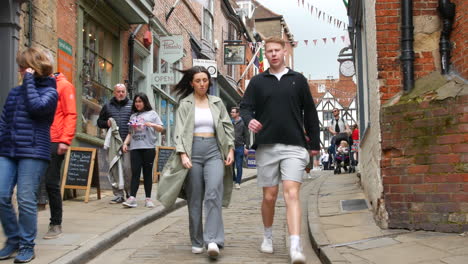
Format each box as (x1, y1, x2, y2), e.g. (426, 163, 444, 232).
(0, 47, 58, 263)
(97, 84, 133, 204)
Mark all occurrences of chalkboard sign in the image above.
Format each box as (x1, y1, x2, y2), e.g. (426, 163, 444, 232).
(153, 146, 176, 182)
(61, 147, 101, 203)
(65, 150, 92, 186)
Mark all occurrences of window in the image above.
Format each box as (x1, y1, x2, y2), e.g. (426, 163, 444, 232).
(203, 1, 214, 44)
(81, 19, 117, 138)
(227, 23, 238, 77)
(318, 84, 326, 93)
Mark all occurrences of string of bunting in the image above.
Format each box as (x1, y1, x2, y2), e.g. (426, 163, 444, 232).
(296, 0, 349, 31)
(246, 34, 349, 49)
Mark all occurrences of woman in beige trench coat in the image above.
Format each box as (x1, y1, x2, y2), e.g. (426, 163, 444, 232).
(157, 66, 234, 259)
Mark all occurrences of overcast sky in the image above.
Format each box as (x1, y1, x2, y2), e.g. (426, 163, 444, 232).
(256, 0, 349, 80)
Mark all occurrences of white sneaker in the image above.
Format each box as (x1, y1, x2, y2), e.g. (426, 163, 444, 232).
(260, 237, 273, 253)
(207, 242, 219, 258)
(191, 246, 204, 254)
(122, 196, 137, 208)
(290, 248, 306, 264)
(235, 183, 240, 189)
(145, 198, 155, 208)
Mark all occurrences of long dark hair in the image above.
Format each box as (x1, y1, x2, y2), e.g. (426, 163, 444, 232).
(132, 93, 153, 112)
(172, 66, 212, 100)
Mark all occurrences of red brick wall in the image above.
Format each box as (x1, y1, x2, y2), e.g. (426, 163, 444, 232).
(56, 0, 77, 83)
(376, 0, 466, 103)
(381, 95, 468, 232)
(451, 0, 467, 78)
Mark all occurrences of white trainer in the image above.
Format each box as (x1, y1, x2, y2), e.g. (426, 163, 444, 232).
(191, 246, 203, 254)
(207, 242, 219, 258)
(260, 237, 273, 253)
(145, 198, 155, 208)
(122, 196, 137, 208)
(290, 248, 306, 264)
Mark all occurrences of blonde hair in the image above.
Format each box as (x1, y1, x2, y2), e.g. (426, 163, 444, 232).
(16, 47, 53, 77)
(264, 36, 286, 48)
(340, 141, 349, 147)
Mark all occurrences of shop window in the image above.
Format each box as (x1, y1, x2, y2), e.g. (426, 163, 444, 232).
(81, 19, 117, 138)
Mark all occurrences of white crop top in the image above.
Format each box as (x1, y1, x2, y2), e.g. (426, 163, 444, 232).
(194, 107, 215, 133)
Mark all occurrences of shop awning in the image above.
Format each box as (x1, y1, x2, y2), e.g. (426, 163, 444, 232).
(105, 0, 154, 24)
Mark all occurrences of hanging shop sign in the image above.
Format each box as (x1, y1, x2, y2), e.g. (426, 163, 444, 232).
(193, 59, 217, 78)
(160, 35, 184, 64)
(224, 44, 246, 65)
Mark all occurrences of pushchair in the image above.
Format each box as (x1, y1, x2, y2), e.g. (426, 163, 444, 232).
(332, 133, 356, 174)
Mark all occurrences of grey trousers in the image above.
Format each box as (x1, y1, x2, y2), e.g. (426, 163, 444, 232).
(185, 137, 225, 248)
(113, 152, 132, 198)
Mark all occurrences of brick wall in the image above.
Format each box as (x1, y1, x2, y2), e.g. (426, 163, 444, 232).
(376, 0, 466, 103)
(56, 0, 77, 82)
(381, 94, 468, 232)
(450, 0, 467, 78)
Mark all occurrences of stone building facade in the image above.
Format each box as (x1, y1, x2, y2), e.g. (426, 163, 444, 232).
(349, 0, 467, 232)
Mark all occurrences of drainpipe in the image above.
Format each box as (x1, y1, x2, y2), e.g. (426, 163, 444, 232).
(28, 0, 33, 47)
(438, 0, 456, 75)
(127, 24, 143, 98)
(400, 0, 414, 92)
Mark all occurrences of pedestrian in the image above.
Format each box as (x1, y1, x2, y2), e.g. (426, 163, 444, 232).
(97, 83, 133, 204)
(157, 66, 234, 259)
(320, 148, 330, 170)
(240, 36, 320, 264)
(328, 108, 350, 156)
(0, 47, 58, 263)
(351, 124, 359, 164)
(39, 70, 77, 240)
(122, 93, 164, 208)
(230, 107, 249, 189)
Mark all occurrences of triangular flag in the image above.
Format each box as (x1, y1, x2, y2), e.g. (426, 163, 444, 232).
(341, 35, 346, 42)
(298, 0, 300, 6)
(313, 39, 318, 46)
(332, 37, 336, 43)
(318, 11, 321, 19)
(322, 38, 327, 44)
(304, 40, 309, 46)
(302, 0, 304, 6)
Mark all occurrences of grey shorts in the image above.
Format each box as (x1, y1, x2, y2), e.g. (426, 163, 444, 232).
(256, 144, 310, 187)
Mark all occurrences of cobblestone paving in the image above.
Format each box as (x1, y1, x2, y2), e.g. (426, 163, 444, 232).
(90, 177, 321, 264)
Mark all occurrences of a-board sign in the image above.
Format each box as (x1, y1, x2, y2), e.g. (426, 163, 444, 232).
(65, 150, 93, 186)
(61, 147, 101, 203)
(153, 146, 176, 182)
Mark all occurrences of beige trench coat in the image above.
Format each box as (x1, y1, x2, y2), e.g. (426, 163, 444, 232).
(157, 93, 235, 208)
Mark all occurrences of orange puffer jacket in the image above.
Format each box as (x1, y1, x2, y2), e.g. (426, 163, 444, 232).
(50, 73, 77, 145)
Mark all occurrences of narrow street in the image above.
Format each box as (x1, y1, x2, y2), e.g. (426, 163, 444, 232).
(89, 177, 322, 264)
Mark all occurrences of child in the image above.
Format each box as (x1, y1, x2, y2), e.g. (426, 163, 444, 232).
(335, 140, 349, 174)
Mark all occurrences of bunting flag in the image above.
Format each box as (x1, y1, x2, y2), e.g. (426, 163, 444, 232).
(313, 39, 318, 46)
(244, 34, 349, 49)
(258, 48, 264, 73)
(322, 38, 327, 44)
(304, 40, 309, 46)
(332, 37, 336, 43)
(292, 0, 348, 31)
(341, 36, 346, 42)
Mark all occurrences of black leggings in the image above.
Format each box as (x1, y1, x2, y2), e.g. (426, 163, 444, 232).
(130, 148, 156, 198)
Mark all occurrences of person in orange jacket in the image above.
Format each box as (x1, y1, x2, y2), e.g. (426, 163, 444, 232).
(39, 72, 77, 239)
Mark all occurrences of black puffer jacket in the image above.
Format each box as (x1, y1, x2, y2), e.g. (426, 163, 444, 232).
(97, 97, 133, 140)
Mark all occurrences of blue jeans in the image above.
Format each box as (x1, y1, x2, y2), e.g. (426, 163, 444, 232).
(0, 157, 49, 248)
(232, 146, 244, 184)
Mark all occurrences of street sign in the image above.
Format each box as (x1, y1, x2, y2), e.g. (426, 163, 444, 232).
(193, 59, 217, 78)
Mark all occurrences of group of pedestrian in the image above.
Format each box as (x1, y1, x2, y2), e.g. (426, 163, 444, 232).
(157, 36, 320, 264)
(97, 84, 165, 209)
(0, 36, 322, 264)
(0, 47, 76, 263)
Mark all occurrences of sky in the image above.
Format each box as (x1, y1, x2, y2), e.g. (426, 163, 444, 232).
(255, 0, 349, 80)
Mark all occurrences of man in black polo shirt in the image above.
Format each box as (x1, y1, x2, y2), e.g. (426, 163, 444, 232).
(240, 36, 320, 264)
